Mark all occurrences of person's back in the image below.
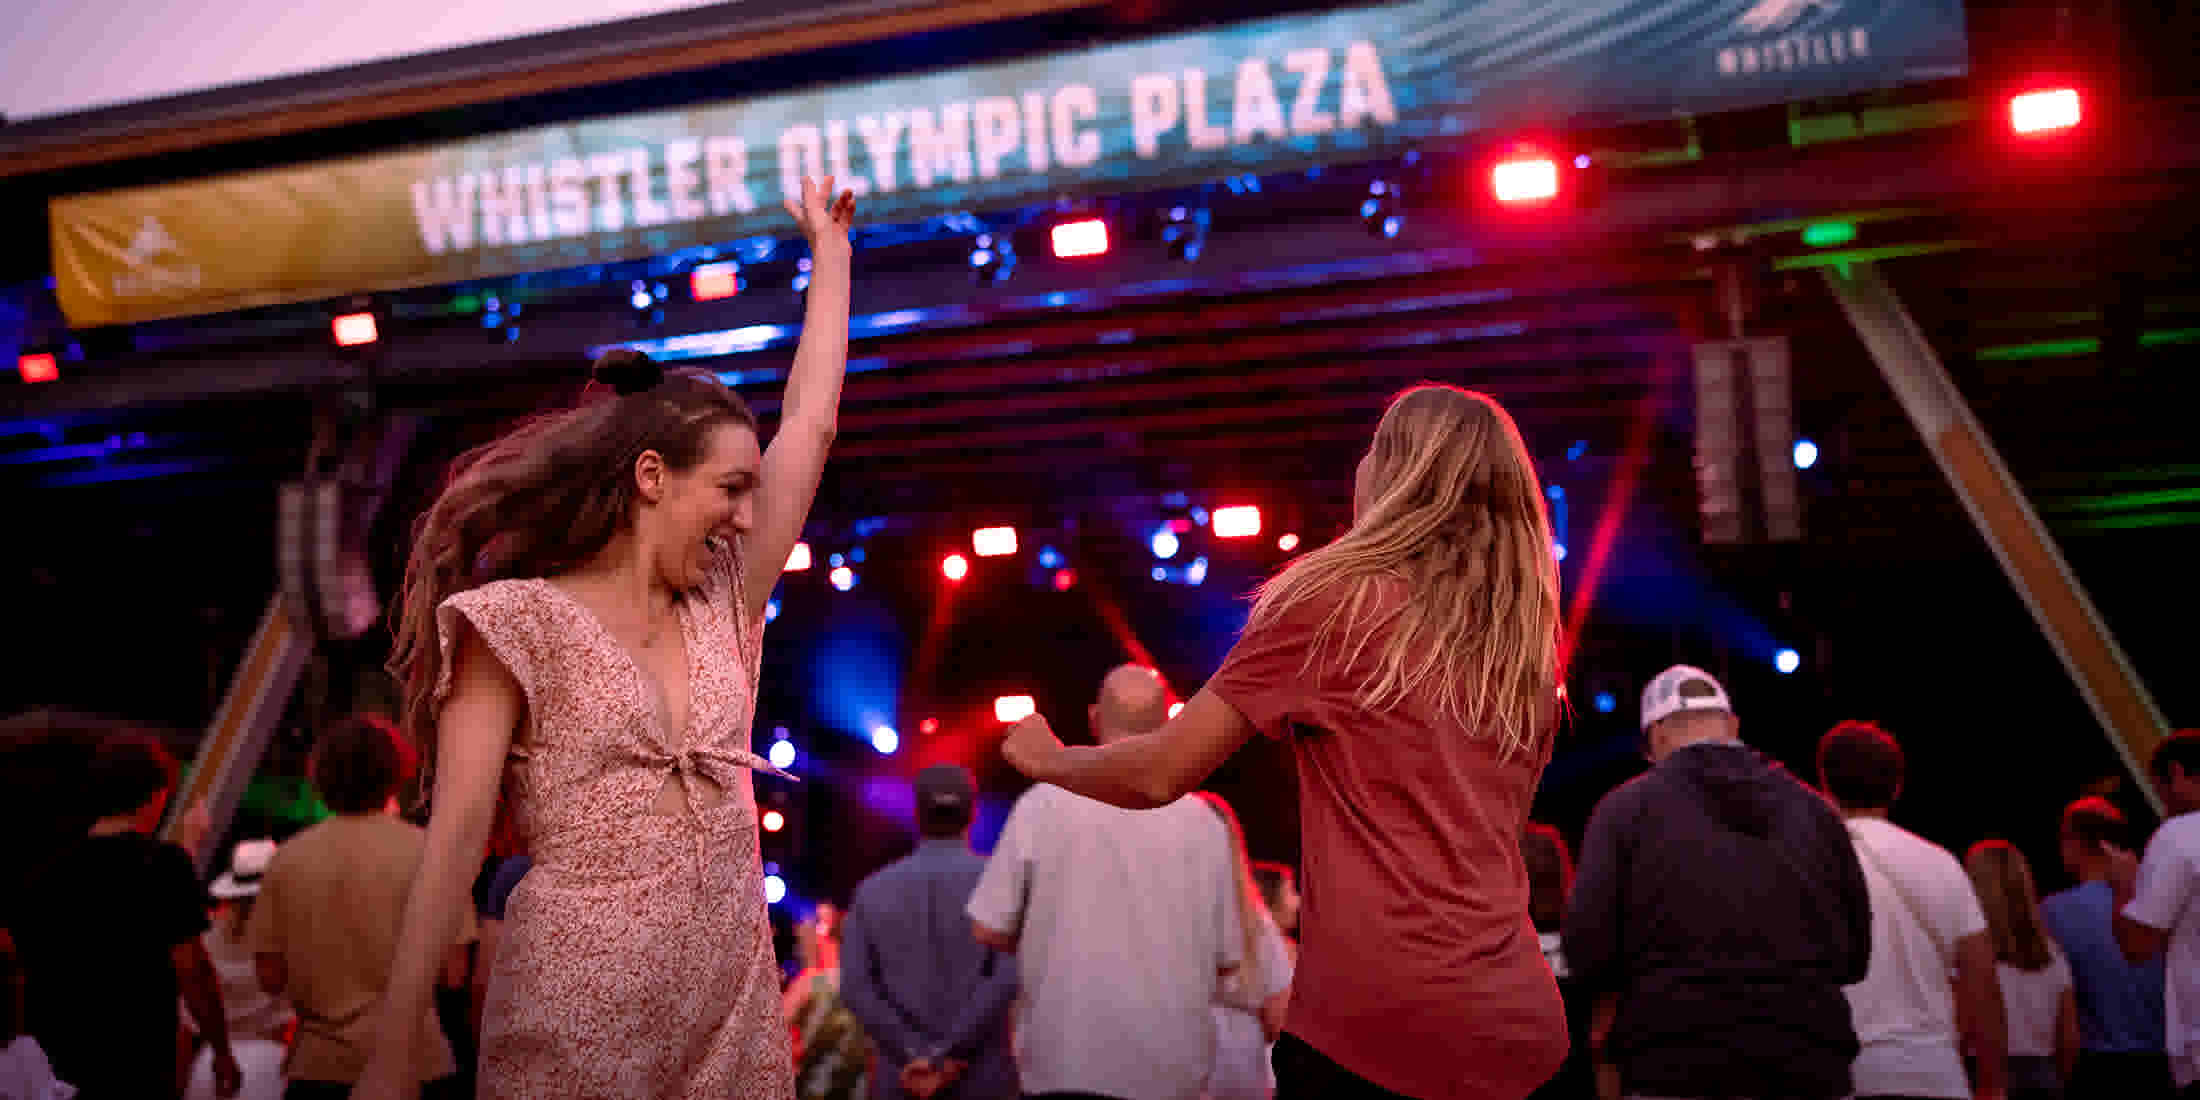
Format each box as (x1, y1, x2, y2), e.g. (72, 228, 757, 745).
(1844, 817, 1988, 1096)
(2045, 880, 2167, 1059)
(969, 782, 1239, 1100)
(1566, 667, 1870, 1100)
(842, 829, 1017, 1100)
(15, 830, 210, 1099)
(249, 813, 463, 1088)
(1578, 748, 1869, 1093)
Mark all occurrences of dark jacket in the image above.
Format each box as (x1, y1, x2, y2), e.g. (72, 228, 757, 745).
(1564, 741, 1872, 1100)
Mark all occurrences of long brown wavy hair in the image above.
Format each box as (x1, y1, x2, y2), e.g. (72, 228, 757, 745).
(1247, 384, 1561, 761)
(387, 352, 758, 789)
(1965, 839, 2057, 972)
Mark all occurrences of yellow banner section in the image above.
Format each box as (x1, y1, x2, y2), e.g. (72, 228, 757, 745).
(53, 150, 455, 326)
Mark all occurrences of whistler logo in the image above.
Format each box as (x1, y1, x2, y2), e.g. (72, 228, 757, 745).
(111, 215, 203, 297)
(1719, 0, 1870, 77)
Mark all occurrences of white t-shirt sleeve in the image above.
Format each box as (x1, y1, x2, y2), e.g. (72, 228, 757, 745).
(2123, 823, 2197, 933)
(1256, 913, 1295, 1000)
(968, 789, 1039, 936)
(2049, 947, 2074, 997)
(1211, 816, 1246, 973)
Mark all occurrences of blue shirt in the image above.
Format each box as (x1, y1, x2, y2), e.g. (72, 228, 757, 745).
(840, 837, 1019, 1100)
(2041, 879, 2166, 1053)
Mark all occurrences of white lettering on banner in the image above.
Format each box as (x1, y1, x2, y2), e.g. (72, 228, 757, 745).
(703, 137, 756, 216)
(664, 140, 706, 221)
(476, 167, 528, 245)
(856, 114, 905, 193)
(1231, 59, 1288, 144)
(628, 148, 670, 227)
(1718, 27, 1869, 75)
(1052, 84, 1100, 166)
(1284, 49, 1335, 135)
(778, 126, 826, 209)
(1184, 69, 1229, 151)
(1130, 73, 1179, 158)
(907, 105, 973, 187)
(398, 44, 1401, 258)
(522, 162, 552, 241)
(1022, 92, 1050, 173)
(411, 175, 477, 254)
(824, 121, 870, 196)
(1131, 44, 1390, 157)
(974, 97, 1021, 179)
(1338, 41, 1397, 129)
(586, 152, 628, 232)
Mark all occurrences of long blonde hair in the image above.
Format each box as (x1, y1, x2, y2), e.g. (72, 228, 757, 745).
(1195, 792, 1275, 1007)
(1247, 385, 1561, 760)
(1965, 840, 2056, 971)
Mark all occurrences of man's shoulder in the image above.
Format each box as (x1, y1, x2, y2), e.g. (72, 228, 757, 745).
(2041, 881, 2098, 917)
(1586, 769, 1659, 826)
(1856, 818, 1968, 881)
(2151, 811, 2200, 851)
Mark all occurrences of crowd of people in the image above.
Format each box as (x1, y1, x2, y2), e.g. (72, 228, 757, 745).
(3, 179, 2194, 1100)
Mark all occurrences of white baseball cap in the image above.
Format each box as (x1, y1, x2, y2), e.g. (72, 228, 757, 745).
(210, 838, 278, 900)
(1640, 665, 1735, 732)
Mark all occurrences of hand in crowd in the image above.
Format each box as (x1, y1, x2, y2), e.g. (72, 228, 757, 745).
(898, 1055, 968, 1099)
(1000, 715, 1064, 781)
(784, 175, 857, 258)
(2103, 841, 2141, 901)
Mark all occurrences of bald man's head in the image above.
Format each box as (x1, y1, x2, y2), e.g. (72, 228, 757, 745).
(1090, 664, 1170, 744)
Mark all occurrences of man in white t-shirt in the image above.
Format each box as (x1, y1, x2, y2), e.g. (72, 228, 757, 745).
(2113, 730, 2200, 1097)
(1818, 721, 2008, 1100)
(969, 665, 1242, 1100)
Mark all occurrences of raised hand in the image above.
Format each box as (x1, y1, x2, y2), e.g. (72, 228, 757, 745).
(1001, 714, 1065, 781)
(783, 175, 856, 256)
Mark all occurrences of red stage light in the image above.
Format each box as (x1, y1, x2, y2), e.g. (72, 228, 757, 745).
(919, 718, 939, 735)
(784, 542, 812, 572)
(1277, 533, 1300, 552)
(941, 553, 970, 582)
(17, 353, 58, 384)
(690, 261, 741, 302)
(2010, 88, 2081, 136)
(1492, 155, 1561, 204)
(332, 312, 380, 347)
(1212, 505, 1262, 539)
(994, 695, 1036, 723)
(972, 526, 1018, 558)
(762, 810, 786, 832)
(1168, 701, 1185, 719)
(1050, 218, 1110, 259)
(1052, 569, 1076, 591)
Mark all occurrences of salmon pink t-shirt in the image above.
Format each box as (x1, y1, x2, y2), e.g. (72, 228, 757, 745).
(1206, 581, 1567, 1100)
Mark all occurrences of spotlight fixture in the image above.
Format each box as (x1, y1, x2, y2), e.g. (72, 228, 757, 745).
(1162, 206, 1209, 262)
(970, 234, 1016, 286)
(1360, 181, 1403, 239)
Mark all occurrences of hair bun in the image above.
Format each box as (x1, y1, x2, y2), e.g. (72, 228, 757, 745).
(592, 349, 665, 396)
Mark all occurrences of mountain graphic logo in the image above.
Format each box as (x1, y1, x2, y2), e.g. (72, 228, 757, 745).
(1737, 0, 1841, 35)
(123, 216, 182, 266)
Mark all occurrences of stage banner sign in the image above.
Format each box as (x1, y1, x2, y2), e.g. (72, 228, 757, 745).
(52, 0, 1967, 326)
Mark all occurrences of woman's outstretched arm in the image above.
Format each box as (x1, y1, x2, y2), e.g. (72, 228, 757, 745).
(743, 176, 855, 624)
(351, 630, 519, 1100)
(1001, 689, 1256, 809)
